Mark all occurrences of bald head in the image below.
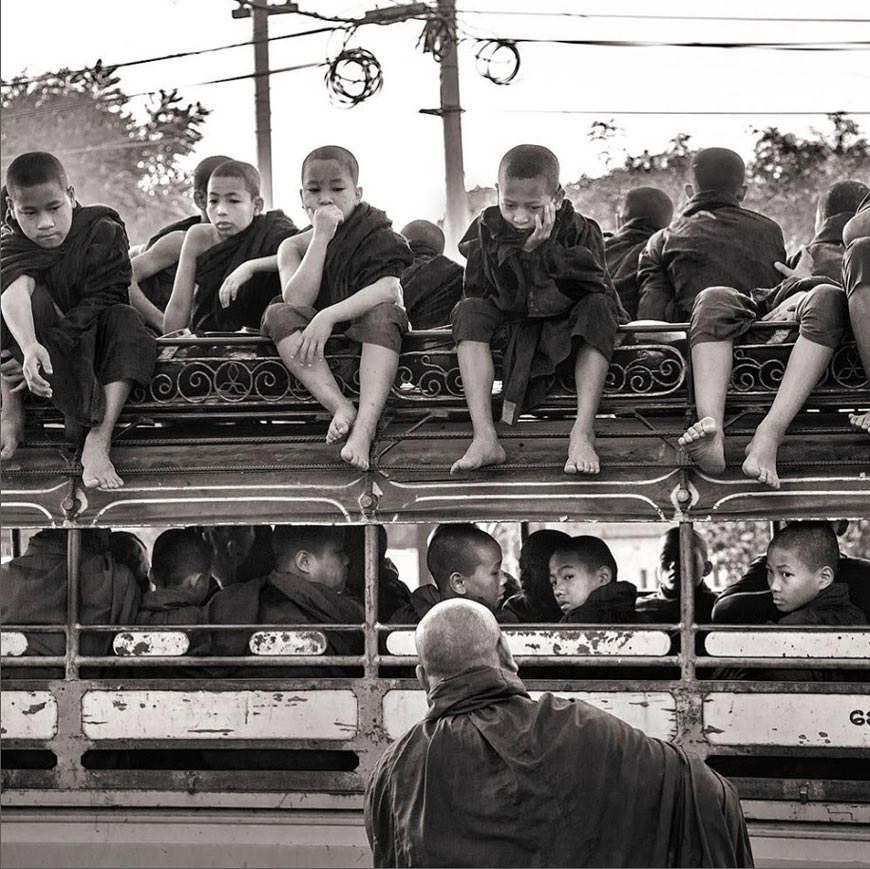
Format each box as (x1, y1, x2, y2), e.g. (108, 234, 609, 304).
(621, 187, 674, 229)
(416, 600, 507, 684)
(401, 219, 445, 254)
(691, 148, 746, 195)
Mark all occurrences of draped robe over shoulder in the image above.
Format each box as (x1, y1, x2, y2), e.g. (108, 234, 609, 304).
(191, 210, 298, 331)
(365, 666, 753, 868)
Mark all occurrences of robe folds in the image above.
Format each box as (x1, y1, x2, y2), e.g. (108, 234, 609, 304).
(138, 214, 201, 311)
(191, 209, 298, 332)
(260, 203, 413, 352)
(560, 580, 643, 624)
(1, 205, 156, 425)
(401, 240, 463, 330)
(453, 201, 626, 422)
(604, 217, 662, 319)
(365, 665, 754, 868)
(206, 570, 364, 674)
(136, 587, 211, 657)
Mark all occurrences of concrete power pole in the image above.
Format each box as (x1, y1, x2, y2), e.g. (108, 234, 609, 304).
(232, 2, 298, 209)
(436, 0, 468, 255)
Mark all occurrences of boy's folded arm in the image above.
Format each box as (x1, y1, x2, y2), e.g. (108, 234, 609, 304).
(278, 231, 324, 306)
(323, 276, 402, 323)
(131, 231, 185, 281)
(164, 224, 213, 333)
(1, 276, 40, 349)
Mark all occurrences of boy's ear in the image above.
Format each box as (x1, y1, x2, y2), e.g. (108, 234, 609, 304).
(701, 560, 713, 578)
(597, 566, 613, 588)
(253, 195, 265, 215)
(554, 186, 565, 207)
(684, 183, 694, 199)
(736, 184, 747, 202)
(294, 549, 312, 576)
(818, 565, 835, 591)
(415, 663, 430, 693)
(67, 185, 76, 203)
(355, 185, 363, 203)
(193, 189, 207, 211)
(447, 571, 466, 596)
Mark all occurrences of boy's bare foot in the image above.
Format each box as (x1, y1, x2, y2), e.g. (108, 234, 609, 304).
(340, 422, 374, 471)
(81, 431, 124, 489)
(450, 436, 506, 475)
(678, 417, 726, 473)
(849, 411, 870, 434)
(742, 424, 783, 489)
(564, 426, 600, 475)
(1, 407, 25, 461)
(326, 401, 357, 445)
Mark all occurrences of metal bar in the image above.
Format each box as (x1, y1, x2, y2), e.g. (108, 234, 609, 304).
(10, 528, 22, 558)
(678, 518, 697, 682)
(65, 528, 80, 680)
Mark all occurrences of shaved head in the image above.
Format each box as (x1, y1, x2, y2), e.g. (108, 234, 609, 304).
(401, 219, 445, 254)
(691, 148, 746, 195)
(498, 144, 560, 196)
(416, 599, 507, 683)
(621, 187, 674, 229)
(302, 145, 360, 185)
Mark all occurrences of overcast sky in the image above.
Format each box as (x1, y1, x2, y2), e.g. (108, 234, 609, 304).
(3, 0, 869, 231)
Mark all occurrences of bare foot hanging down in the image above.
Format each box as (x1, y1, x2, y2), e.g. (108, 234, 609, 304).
(81, 429, 124, 489)
(450, 436, 507, 475)
(1, 403, 25, 461)
(742, 422, 783, 489)
(678, 416, 726, 474)
(564, 424, 600, 475)
(340, 420, 375, 471)
(849, 411, 870, 434)
(326, 400, 357, 445)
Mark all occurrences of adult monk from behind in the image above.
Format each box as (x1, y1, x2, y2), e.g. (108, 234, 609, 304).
(365, 599, 753, 868)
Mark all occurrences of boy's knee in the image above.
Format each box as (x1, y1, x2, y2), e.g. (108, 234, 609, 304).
(693, 286, 741, 315)
(800, 283, 848, 346)
(348, 303, 407, 355)
(261, 302, 309, 344)
(102, 303, 145, 330)
(844, 237, 870, 299)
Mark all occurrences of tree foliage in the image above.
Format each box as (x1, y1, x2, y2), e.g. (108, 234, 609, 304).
(1, 62, 209, 242)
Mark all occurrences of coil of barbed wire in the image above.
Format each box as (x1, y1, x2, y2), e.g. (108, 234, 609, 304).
(325, 47, 383, 107)
(474, 38, 521, 85)
(417, 15, 456, 62)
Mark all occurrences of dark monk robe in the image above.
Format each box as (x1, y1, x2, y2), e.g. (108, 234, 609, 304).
(401, 239, 463, 329)
(206, 570, 364, 675)
(262, 203, 413, 354)
(0, 205, 157, 426)
(191, 209, 298, 332)
(560, 580, 643, 623)
(365, 666, 753, 868)
(136, 587, 211, 657)
(453, 200, 627, 423)
(605, 217, 663, 320)
(138, 214, 202, 311)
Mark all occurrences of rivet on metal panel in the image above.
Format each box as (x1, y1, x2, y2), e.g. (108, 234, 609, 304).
(799, 784, 809, 804)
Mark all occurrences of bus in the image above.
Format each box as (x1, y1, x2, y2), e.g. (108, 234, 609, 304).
(2, 321, 868, 868)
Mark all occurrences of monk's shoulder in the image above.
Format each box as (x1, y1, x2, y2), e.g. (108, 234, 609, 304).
(186, 222, 222, 253)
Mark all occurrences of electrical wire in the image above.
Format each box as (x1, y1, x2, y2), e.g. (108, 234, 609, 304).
(459, 9, 870, 25)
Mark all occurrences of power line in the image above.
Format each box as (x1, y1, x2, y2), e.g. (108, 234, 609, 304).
(458, 9, 870, 25)
(494, 36, 870, 51)
(1, 25, 335, 88)
(496, 109, 870, 116)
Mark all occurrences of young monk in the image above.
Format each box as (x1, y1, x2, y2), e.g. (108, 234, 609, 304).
(399, 219, 463, 329)
(549, 535, 642, 623)
(163, 160, 298, 334)
(388, 523, 504, 624)
(1, 152, 157, 487)
(498, 528, 571, 623)
(128, 154, 232, 332)
(261, 146, 413, 470)
(451, 144, 626, 476)
(604, 186, 674, 319)
(672, 153, 849, 488)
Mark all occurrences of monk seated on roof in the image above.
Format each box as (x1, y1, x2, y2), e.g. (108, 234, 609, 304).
(1, 151, 157, 488)
(713, 521, 866, 683)
(399, 219, 463, 330)
(550, 535, 645, 624)
(127, 155, 233, 333)
(843, 189, 870, 433)
(0, 529, 142, 678)
(604, 186, 673, 320)
(498, 529, 571, 623)
(207, 524, 363, 670)
(388, 523, 508, 624)
(162, 160, 298, 335)
(636, 526, 717, 624)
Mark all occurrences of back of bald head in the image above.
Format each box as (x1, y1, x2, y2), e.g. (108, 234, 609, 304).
(416, 599, 503, 683)
(193, 155, 234, 195)
(401, 219, 445, 254)
(819, 180, 869, 220)
(622, 187, 674, 229)
(691, 148, 745, 195)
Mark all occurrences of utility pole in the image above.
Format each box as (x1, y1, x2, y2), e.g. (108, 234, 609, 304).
(435, 0, 468, 256)
(232, 1, 298, 209)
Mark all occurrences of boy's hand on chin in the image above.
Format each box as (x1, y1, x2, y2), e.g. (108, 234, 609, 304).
(521, 201, 556, 253)
(313, 205, 345, 241)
